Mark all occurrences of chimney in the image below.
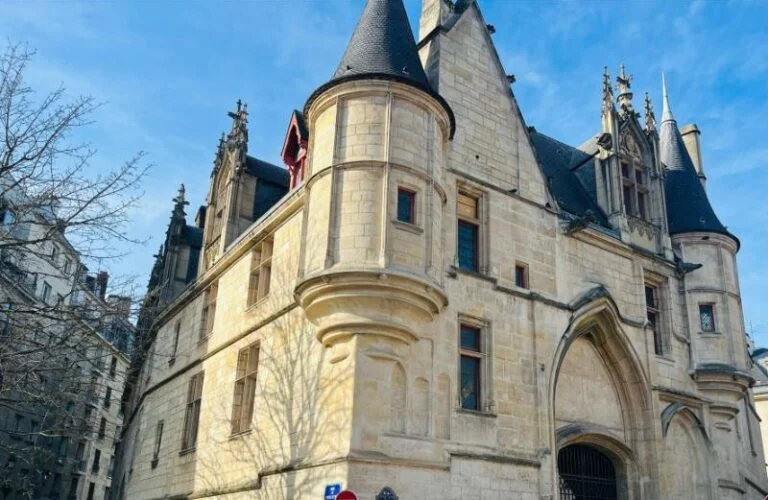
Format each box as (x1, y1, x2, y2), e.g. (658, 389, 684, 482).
(680, 124, 706, 189)
(85, 275, 96, 293)
(107, 295, 132, 319)
(95, 271, 109, 299)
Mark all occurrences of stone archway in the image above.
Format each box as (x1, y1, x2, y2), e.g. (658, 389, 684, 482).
(549, 295, 654, 500)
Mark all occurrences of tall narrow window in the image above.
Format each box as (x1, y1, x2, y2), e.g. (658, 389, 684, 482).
(645, 284, 663, 355)
(170, 321, 181, 363)
(515, 262, 529, 289)
(107, 455, 115, 478)
(699, 304, 716, 332)
(86, 482, 95, 500)
(199, 283, 218, 340)
(91, 449, 101, 473)
(182, 372, 204, 451)
(104, 387, 112, 409)
(459, 323, 483, 411)
(98, 418, 106, 439)
(109, 356, 117, 378)
(42, 282, 52, 303)
(151, 420, 163, 469)
(397, 188, 416, 224)
(69, 478, 80, 499)
(231, 344, 259, 435)
(75, 442, 86, 471)
(457, 192, 480, 272)
(247, 239, 273, 306)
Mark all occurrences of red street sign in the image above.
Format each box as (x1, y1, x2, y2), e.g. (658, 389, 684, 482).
(336, 490, 358, 500)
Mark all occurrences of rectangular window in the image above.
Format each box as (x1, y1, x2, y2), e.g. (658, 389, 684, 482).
(104, 387, 112, 409)
(152, 420, 164, 468)
(182, 372, 204, 451)
(109, 356, 117, 378)
(459, 323, 483, 411)
(645, 284, 663, 355)
(247, 239, 273, 306)
(42, 282, 52, 303)
(75, 442, 85, 471)
(57, 437, 69, 458)
(200, 283, 218, 340)
(69, 477, 79, 498)
(86, 482, 95, 500)
(107, 455, 115, 478)
(396, 188, 416, 224)
(515, 262, 529, 289)
(699, 304, 716, 332)
(51, 245, 59, 262)
(231, 343, 260, 435)
(91, 449, 101, 473)
(98, 417, 106, 439)
(171, 321, 181, 363)
(457, 192, 481, 272)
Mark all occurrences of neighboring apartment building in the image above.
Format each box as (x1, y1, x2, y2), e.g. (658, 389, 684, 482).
(751, 349, 768, 477)
(115, 0, 767, 499)
(0, 183, 133, 499)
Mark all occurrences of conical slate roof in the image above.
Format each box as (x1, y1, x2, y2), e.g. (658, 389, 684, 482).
(305, 0, 455, 137)
(331, 0, 430, 87)
(659, 77, 736, 244)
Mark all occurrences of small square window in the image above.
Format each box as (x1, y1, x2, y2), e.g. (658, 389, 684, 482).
(699, 304, 715, 332)
(515, 263, 529, 289)
(396, 188, 416, 224)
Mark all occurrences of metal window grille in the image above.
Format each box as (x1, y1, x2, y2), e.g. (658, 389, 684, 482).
(558, 444, 617, 500)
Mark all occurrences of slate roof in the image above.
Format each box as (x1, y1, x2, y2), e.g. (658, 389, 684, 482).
(529, 130, 609, 227)
(331, 0, 429, 88)
(305, 0, 455, 138)
(245, 156, 290, 187)
(659, 81, 736, 245)
(180, 225, 202, 249)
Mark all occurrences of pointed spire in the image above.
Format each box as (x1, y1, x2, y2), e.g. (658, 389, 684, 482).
(601, 66, 614, 116)
(658, 75, 734, 243)
(661, 72, 674, 123)
(644, 92, 656, 132)
(616, 63, 634, 113)
(172, 184, 188, 220)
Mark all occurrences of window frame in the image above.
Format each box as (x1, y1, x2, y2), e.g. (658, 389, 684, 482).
(91, 449, 101, 473)
(231, 343, 260, 435)
(644, 283, 663, 355)
(456, 184, 488, 274)
(151, 420, 164, 469)
(699, 303, 716, 333)
(181, 372, 204, 452)
(396, 187, 417, 225)
(621, 157, 650, 220)
(247, 239, 273, 307)
(199, 283, 218, 341)
(515, 262, 529, 289)
(457, 315, 492, 413)
(170, 321, 181, 365)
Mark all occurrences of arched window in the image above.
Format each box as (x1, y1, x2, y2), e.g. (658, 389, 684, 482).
(558, 444, 618, 500)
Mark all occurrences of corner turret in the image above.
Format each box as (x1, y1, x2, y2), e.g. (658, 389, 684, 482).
(296, 0, 454, 356)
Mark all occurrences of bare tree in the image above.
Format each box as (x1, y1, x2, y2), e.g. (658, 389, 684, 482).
(0, 42, 148, 498)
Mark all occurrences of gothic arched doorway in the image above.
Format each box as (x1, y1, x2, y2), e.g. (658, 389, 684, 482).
(558, 444, 618, 500)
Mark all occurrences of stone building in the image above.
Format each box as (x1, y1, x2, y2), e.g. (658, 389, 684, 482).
(0, 181, 133, 499)
(115, 0, 767, 498)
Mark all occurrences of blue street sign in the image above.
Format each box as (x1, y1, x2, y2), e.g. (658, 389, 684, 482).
(324, 483, 342, 500)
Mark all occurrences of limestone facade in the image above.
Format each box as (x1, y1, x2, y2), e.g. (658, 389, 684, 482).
(114, 1, 767, 499)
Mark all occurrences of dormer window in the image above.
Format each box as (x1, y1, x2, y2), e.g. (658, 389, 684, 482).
(621, 159, 649, 220)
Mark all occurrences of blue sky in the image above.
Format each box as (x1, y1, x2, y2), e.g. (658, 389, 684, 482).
(2, 0, 766, 345)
